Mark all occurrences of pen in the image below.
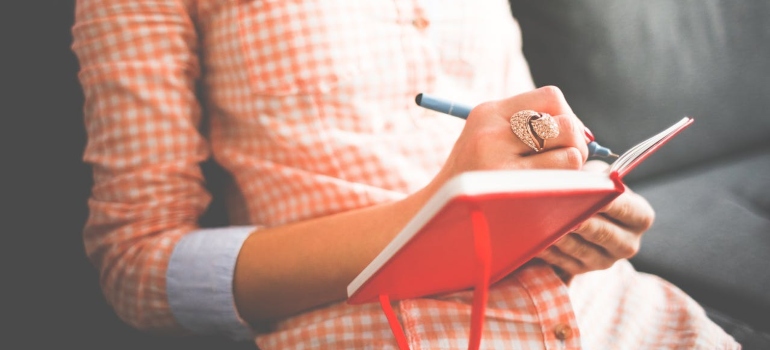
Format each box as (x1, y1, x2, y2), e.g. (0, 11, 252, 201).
(415, 93, 619, 158)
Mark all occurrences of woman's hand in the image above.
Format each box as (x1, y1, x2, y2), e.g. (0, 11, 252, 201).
(536, 160, 656, 281)
(428, 86, 590, 192)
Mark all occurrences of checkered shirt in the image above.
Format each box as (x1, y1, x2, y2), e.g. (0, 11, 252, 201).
(73, 0, 738, 348)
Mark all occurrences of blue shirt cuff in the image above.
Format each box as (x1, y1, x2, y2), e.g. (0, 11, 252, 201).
(167, 226, 256, 341)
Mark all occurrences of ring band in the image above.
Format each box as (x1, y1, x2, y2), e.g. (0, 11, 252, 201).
(510, 110, 560, 152)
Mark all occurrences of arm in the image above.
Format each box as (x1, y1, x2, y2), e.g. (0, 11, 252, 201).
(233, 86, 591, 327)
(73, 0, 210, 334)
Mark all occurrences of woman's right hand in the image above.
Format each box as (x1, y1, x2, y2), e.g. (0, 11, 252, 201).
(429, 86, 590, 192)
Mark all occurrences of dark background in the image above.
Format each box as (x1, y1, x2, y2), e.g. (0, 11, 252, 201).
(8, 1, 246, 349)
(8, 1, 251, 348)
(11, 0, 139, 348)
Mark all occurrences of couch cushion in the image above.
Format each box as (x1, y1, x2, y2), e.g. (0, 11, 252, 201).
(704, 305, 770, 350)
(629, 147, 770, 333)
(510, 0, 770, 182)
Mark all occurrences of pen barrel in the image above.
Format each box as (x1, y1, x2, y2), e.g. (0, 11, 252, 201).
(416, 93, 473, 119)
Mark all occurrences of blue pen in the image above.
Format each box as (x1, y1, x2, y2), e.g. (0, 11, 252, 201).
(415, 93, 618, 158)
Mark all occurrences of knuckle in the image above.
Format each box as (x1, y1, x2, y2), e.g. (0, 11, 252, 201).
(614, 200, 631, 221)
(538, 85, 565, 101)
(592, 223, 614, 246)
(573, 241, 591, 260)
(561, 235, 589, 259)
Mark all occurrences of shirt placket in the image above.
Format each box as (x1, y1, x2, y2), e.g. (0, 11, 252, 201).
(515, 263, 583, 350)
(392, 0, 440, 123)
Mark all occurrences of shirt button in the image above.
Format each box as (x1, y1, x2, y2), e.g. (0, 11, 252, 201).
(554, 324, 573, 340)
(412, 17, 430, 29)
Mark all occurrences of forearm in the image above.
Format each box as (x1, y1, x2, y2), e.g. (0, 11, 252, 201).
(233, 182, 439, 326)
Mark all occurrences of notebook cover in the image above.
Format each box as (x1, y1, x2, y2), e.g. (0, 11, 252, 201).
(347, 174, 624, 304)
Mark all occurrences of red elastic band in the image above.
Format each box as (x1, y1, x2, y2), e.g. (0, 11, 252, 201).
(379, 207, 491, 350)
(468, 207, 491, 350)
(379, 294, 410, 350)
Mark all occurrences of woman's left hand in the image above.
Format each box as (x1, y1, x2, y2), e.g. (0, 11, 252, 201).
(535, 161, 655, 281)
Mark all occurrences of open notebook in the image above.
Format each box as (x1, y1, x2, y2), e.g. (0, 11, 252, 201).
(346, 117, 693, 350)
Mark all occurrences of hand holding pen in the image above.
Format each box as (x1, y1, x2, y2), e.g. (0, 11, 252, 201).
(415, 93, 618, 159)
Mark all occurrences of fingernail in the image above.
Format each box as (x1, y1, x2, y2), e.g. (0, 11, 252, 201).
(584, 127, 595, 142)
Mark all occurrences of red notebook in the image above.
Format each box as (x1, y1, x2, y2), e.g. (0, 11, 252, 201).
(346, 117, 693, 350)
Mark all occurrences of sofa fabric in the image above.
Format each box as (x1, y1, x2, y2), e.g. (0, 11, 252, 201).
(510, 0, 770, 182)
(510, 0, 770, 346)
(634, 149, 770, 332)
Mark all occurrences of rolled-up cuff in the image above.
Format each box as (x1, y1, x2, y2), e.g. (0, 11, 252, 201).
(167, 226, 256, 341)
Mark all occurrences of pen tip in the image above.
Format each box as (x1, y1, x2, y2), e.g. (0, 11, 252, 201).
(610, 153, 619, 158)
(415, 93, 423, 105)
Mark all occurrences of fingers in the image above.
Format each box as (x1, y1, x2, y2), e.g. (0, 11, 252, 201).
(550, 233, 616, 270)
(574, 215, 640, 259)
(538, 187, 654, 277)
(536, 245, 587, 276)
(600, 190, 655, 231)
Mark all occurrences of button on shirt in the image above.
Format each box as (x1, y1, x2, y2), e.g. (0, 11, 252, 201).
(73, 0, 738, 348)
(554, 324, 573, 341)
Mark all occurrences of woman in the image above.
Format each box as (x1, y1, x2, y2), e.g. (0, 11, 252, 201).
(73, 0, 737, 348)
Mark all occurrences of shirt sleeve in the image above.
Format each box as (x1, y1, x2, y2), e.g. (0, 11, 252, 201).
(72, 0, 249, 337)
(167, 226, 256, 340)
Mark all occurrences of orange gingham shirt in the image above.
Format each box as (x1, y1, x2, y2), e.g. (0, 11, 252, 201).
(73, 0, 739, 348)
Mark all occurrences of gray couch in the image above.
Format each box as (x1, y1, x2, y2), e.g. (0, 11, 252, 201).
(510, 0, 770, 347)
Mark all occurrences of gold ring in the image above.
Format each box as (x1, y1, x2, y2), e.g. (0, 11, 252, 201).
(510, 110, 560, 152)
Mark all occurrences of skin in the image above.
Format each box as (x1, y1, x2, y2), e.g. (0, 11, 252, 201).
(536, 160, 654, 283)
(233, 86, 654, 328)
